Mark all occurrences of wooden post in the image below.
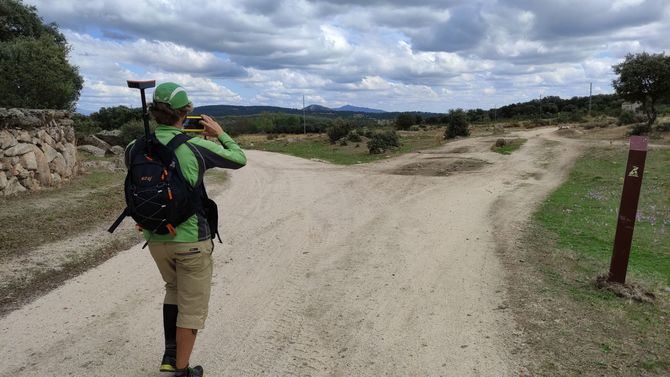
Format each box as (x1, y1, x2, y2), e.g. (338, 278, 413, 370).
(608, 136, 648, 283)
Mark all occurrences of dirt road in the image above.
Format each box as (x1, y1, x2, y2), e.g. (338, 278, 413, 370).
(0, 128, 580, 376)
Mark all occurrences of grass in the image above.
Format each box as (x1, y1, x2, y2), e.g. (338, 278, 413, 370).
(491, 138, 527, 155)
(513, 146, 670, 376)
(0, 169, 126, 256)
(536, 146, 670, 284)
(239, 130, 444, 165)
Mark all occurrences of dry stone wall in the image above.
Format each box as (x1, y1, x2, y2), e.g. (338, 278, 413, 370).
(0, 108, 78, 195)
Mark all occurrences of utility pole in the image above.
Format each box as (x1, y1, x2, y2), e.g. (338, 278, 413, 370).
(588, 82, 593, 117)
(303, 95, 306, 134)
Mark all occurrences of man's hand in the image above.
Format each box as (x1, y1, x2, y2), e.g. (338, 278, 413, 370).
(200, 114, 224, 138)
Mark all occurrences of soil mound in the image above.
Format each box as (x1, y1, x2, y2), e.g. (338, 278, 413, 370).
(391, 157, 489, 176)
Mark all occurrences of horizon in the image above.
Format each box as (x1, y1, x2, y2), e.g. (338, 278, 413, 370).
(25, 0, 670, 114)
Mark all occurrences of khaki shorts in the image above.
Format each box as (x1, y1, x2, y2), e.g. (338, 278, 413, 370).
(149, 240, 214, 329)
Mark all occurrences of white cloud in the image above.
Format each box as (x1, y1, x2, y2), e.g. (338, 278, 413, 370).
(21, 0, 670, 112)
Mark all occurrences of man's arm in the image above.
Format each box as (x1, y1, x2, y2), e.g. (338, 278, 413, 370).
(190, 114, 246, 170)
(188, 132, 246, 170)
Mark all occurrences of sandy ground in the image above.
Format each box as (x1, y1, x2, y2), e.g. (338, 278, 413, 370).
(0, 128, 581, 376)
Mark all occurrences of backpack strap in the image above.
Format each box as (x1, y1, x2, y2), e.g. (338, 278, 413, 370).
(166, 133, 191, 151)
(108, 207, 129, 233)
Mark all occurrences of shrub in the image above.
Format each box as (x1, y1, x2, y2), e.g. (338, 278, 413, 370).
(657, 122, 670, 132)
(119, 119, 157, 145)
(325, 120, 351, 143)
(339, 139, 348, 146)
(73, 114, 101, 142)
(395, 113, 415, 130)
(629, 123, 651, 136)
(444, 109, 470, 139)
(347, 131, 362, 142)
(618, 111, 645, 126)
(409, 125, 421, 131)
(367, 130, 400, 154)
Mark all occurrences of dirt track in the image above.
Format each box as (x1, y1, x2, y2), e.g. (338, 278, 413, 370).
(0, 128, 580, 376)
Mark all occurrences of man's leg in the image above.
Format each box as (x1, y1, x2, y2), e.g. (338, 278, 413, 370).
(174, 240, 214, 370)
(176, 328, 198, 369)
(163, 304, 178, 358)
(149, 243, 179, 372)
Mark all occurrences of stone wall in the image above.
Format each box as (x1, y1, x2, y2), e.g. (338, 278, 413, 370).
(0, 108, 77, 195)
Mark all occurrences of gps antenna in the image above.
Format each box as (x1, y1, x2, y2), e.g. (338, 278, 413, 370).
(127, 80, 156, 148)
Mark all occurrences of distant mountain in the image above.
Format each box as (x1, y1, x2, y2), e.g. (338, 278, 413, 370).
(195, 104, 437, 120)
(303, 104, 334, 113)
(333, 105, 387, 113)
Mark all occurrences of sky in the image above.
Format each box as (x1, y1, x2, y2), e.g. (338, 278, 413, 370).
(26, 0, 670, 114)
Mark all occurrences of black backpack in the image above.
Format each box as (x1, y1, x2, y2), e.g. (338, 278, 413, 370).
(108, 133, 220, 243)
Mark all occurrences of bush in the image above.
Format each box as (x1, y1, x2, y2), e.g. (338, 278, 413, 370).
(367, 130, 400, 154)
(395, 113, 415, 130)
(618, 111, 645, 126)
(347, 131, 362, 142)
(628, 123, 651, 136)
(657, 122, 670, 132)
(119, 119, 156, 145)
(325, 120, 351, 143)
(73, 114, 101, 142)
(444, 109, 470, 139)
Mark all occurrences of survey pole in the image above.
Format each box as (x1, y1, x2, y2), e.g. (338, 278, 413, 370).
(608, 136, 648, 284)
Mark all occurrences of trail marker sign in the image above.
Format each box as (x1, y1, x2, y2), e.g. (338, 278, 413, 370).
(608, 136, 648, 284)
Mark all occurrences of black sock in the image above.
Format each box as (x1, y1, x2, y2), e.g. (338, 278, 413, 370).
(174, 365, 189, 377)
(163, 304, 178, 357)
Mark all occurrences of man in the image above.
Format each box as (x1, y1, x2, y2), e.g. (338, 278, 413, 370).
(126, 82, 246, 377)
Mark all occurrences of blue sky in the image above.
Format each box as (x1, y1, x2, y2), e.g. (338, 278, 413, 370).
(26, 0, 670, 114)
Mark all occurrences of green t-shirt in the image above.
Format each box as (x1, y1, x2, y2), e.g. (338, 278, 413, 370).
(125, 124, 246, 242)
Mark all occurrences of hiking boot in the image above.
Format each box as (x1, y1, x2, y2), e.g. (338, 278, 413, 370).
(174, 365, 204, 377)
(159, 354, 176, 372)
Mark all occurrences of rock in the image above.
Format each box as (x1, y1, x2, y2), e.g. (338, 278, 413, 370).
(0, 171, 7, 190)
(83, 160, 118, 171)
(83, 135, 112, 152)
(49, 154, 68, 176)
(37, 130, 55, 145)
(62, 144, 77, 171)
(17, 131, 32, 142)
(51, 173, 62, 185)
(77, 145, 106, 157)
(0, 131, 17, 149)
(64, 126, 75, 143)
(20, 177, 40, 190)
(20, 152, 37, 170)
(96, 129, 124, 146)
(20, 115, 41, 128)
(60, 119, 74, 127)
(32, 146, 52, 186)
(3, 177, 26, 195)
(48, 128, 62, 142)
(42, 143, 59, 162)
(4, 143, 33, 156)
(14, 163, 29, 179)
(55, 142, 65, 152)
(495, 138, 507, 147)
(110, 145, 125, 156)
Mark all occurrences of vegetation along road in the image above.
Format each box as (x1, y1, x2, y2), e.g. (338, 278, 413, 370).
(1, 128, 596, 376)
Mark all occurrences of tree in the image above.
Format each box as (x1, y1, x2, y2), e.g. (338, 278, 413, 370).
(90, 106, 143, 130)
(0, 0, 82, 110)
(444, 109, 470, 139)
(395, 113, 415, 130)
(613, 52, 670, 132)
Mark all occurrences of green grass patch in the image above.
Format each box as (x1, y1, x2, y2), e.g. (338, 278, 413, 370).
(491, 138, 527, 155)
(0, 170, 126, 256)
(247, 131, 443, 165)
(536, 147, 670, 284)
(516, 146, 670, 375)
